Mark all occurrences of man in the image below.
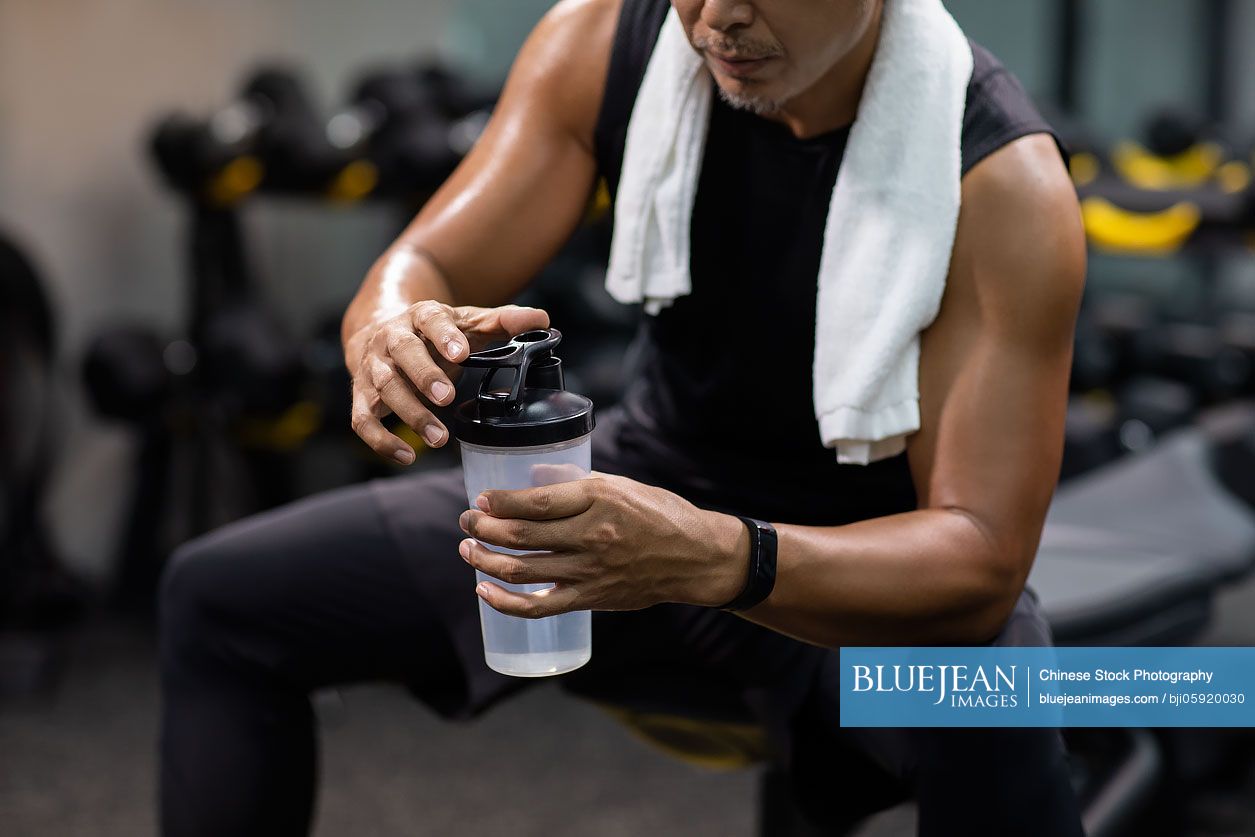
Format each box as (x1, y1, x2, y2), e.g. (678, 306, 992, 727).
(159, 0, 1087, 834)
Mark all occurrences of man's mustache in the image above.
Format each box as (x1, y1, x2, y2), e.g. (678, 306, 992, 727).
(691, 34, 782, 60)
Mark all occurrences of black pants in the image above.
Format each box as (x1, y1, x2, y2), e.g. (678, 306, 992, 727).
(158, 407, 1086, 836)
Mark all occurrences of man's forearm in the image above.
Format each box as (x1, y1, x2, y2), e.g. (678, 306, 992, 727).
(708, 509, 1020, 648)
(341, 243, 459, 370)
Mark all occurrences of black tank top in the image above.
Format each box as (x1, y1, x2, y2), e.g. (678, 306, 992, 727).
(593, 0, 1065, 526)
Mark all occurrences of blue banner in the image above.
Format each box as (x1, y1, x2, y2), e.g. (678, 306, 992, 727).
(839, 646, 1255, 727)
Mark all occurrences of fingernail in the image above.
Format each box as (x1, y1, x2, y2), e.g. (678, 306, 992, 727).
(475, 494, 490, 512)
(459, 511, 471, 532)
(431, 381, 451, 402)
(459, 539, 471, 560)
(424, 425, 444, 446)
(476, 583, 488, 597)
(447, 340, 464, 357)
(394, 448, 415, 465)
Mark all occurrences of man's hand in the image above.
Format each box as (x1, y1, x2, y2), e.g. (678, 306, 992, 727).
(457, 472, 749, 618)
(346, 301, 550, 464)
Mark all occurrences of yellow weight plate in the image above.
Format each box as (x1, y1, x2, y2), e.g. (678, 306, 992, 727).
(1080, 196, 1200, 254)
(1111, 141, 1222, 190)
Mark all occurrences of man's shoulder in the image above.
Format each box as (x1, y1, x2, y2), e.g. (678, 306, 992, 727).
(532, 0, 623, 64)
(960, 39, 1063, 177)
(954, 132, 1085, 340)
(510, 0, 623, 148)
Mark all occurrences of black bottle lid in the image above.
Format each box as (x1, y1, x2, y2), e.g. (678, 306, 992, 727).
(451, 328, 595, 448)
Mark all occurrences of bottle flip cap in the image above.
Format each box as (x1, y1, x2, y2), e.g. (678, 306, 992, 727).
(451, 328, 595, 447)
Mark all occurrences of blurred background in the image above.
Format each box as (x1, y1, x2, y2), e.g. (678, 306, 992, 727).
(5, 0, 1255, 834)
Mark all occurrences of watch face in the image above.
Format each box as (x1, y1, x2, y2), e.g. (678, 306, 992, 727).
(719, 517, 777, 612)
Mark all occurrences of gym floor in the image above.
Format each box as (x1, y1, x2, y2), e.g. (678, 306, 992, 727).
(4, 571, 1255, 837)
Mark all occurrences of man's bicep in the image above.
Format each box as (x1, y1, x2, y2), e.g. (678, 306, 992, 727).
(392, 0, 620, 307)
(907, 134, 1085, 585)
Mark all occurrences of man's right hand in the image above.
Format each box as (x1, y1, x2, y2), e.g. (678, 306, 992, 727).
(347, 302, 551, 464)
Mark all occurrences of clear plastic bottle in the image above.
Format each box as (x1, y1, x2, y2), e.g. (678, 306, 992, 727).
(452, 328, 596, 677)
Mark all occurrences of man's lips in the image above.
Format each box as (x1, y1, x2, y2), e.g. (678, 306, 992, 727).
(706, 52, 774, 78)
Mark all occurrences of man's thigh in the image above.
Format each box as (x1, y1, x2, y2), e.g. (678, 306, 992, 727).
(163, 467, 490, 717)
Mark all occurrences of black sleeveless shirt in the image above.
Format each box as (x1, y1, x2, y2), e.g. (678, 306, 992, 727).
(593, 0, 1064, 526)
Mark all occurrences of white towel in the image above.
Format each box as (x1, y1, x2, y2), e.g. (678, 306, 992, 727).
(605, 0, 973, 465)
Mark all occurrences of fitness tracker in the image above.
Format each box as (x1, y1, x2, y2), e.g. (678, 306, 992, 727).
(720, 516, 778, 612)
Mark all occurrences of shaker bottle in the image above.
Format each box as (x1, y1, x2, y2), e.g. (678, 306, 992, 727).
(451, 328, 595, 677)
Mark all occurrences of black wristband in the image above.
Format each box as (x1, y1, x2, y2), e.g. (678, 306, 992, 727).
(719, 516, 778, 612)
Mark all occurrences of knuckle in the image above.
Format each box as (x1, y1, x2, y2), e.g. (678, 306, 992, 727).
(453, 305, 484, 329)
(589, 521, 619, 548)
(412, 300, 448, 329)
(370, 363, 396, 392)
(531, 490, 552, 516)
(350, 411, 372, 436)
(504, 521, 528, 548)
(385, 328, 421, 356)
(498, 558, 528, 584)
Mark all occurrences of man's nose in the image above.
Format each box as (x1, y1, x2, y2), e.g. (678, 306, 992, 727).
(699, 0, 755, 33)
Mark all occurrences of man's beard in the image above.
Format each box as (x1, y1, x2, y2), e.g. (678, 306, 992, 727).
(692, 31, 786, 115)
(714, 82, 785, 116)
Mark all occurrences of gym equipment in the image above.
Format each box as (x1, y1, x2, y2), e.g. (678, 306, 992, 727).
(1061, 377, 1198, 483)
(151, 65, 344, 201)
(1030, 403, 1255, 836)
(1055, 0, 1254, 257)
(1065, 286, 1206, 480)
(105, 68, 330, 609)
(1078, 179, 1253, 257)
(325, 63, 493, 198)
(82, 327, 174, 422)
(328, 67, 454, 196)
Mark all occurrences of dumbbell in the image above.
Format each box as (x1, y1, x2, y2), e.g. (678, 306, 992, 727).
(81, 327, 177, 423)
(151, 66, 334, 201)
(1143, 108, 1208, 160)
(413, 60, 494, 155)
(233, 67, 340, 192)
(412, 59, 496, 118)
(327, 67, 458, 196)
(198, 303, 305, 418)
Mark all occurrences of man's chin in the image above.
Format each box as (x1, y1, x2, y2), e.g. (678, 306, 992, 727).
(714, 82, 783, 116)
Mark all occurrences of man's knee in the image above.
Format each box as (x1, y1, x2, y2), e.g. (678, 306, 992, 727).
(159, 535, 247, 677)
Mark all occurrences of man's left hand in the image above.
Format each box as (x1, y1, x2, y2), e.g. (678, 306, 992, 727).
(458, 472, 747, 618)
